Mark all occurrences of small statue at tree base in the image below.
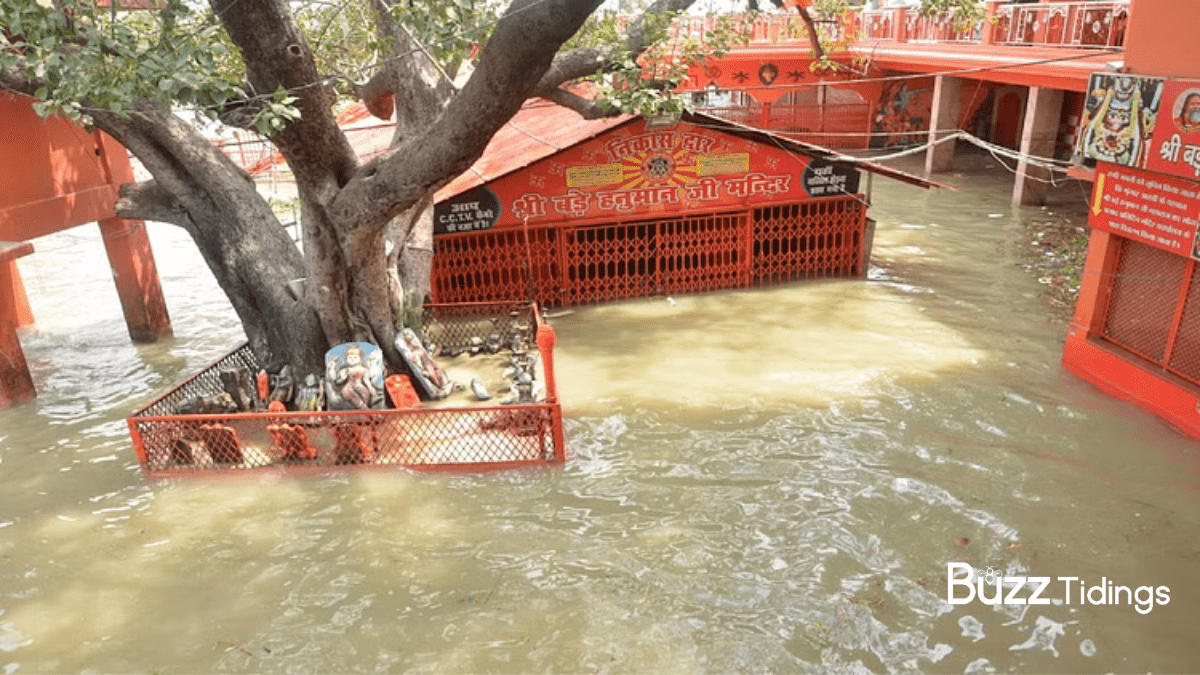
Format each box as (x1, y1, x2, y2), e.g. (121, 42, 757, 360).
(295, 374, 325, 412)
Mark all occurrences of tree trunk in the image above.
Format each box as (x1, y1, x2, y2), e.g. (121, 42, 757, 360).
(103, 107, 328, 377)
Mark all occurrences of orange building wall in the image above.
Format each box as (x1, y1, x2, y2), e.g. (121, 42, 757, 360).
(1063, 0, 1200, 438)
(0, 93, 111, 211)
(1124, 0, 1200, 79)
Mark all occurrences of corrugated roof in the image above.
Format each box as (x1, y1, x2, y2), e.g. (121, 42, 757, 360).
(432, 105, 945, 200)
(435, 101, 633, 200)
(239, 99, 945, 194)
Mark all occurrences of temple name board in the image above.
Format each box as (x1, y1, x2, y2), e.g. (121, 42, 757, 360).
(456, 119, 861, 230)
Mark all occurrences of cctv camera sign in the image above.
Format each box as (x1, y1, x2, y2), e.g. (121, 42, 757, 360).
(434, 186, 501, 235)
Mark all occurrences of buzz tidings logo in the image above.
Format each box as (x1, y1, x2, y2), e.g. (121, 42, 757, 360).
(947, 563, 1170, 615)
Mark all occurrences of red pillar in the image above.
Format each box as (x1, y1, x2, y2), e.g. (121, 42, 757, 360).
(981, 1, 1001, 45)
(894, 7, 908, 42)
(98, 218, 173, 342)
(93, 131, 173, 343)
(2, 260, 33, 327)
(0, 242, 35, 408)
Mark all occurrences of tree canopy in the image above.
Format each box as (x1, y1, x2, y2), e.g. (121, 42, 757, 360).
(0, 0, 974, 377)
(0, 0, 753, 376)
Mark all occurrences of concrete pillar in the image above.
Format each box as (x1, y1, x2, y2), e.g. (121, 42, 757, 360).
(98, 218, 173, 343)
(925, 75, 962, 174)
(1013, 86, 1064, 206)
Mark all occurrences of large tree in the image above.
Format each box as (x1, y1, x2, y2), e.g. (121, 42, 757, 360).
(0, 0, 795, 376)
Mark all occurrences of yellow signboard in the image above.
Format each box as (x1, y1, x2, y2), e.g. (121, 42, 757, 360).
(697, 153, 750, 176)
(566, 163, 624, 188)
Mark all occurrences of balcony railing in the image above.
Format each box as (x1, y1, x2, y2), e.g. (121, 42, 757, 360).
(993, 1, 1127, 48)
(673, 12, 850, 48)
(674, 1, 1127, 50)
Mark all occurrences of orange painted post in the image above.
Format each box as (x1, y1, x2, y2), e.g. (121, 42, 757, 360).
(2, 261, 33, 327)
(981, 1, 1001, 45)
(536, 323, 566, 460)
(0, 241, 36, 409)
(94, 130, 172, 343)
(98, 218, 173, 342)
(894, 6, 908, 42)
(537, 324, 558, 403)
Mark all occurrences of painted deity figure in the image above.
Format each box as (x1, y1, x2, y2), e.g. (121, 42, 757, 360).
(1082, 76, 1158, 167)
(296, 374, 325, 411)
(338, 344, 376, 410)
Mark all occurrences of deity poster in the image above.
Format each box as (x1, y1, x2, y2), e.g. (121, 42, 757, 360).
(1079, 73, 1200, 183)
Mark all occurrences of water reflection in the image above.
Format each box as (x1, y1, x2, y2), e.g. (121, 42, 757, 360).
(1, 155, 1198, 673)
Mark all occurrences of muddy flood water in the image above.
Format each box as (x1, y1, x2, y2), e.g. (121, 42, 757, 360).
(2, 154, 1199, 674)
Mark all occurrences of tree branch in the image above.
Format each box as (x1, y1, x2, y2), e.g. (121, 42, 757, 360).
(530, 0, 702, 117)
(534, 47, 607, 92)
(211, 0, 359, 194)
(794, 4, 828, 62)
(537, 87, 616, 119)
(622, 0, 699, 55)
(364, 0, 455, 134)
(114, 180, 194, 229)
(329, 0, 605, 233)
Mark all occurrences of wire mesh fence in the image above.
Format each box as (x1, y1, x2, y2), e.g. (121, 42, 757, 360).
(127, 303, 565, 476)
(1099, 237, 1200, 388)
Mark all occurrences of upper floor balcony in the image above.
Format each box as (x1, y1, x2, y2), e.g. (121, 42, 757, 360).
(675, 1, 1128, 51)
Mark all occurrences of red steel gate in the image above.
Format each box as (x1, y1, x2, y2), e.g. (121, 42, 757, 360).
(432, 196, 867, 307)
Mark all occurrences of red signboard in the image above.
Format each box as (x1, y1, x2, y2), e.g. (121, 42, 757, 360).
(1146, 79, 1200, 181)
(438, 118, 859, 233)
(1091, 162, 1200, 258)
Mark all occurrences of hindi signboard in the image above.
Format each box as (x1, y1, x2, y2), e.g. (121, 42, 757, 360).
(471, 118, 861, 230)
(1091, 163, 1200, 258)
(434, 186, 501, 235)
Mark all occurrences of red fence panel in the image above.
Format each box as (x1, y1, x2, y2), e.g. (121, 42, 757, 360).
(752, 199, 865, 286)
(127, 303, 566, 476)
(432, 197, 867, 307)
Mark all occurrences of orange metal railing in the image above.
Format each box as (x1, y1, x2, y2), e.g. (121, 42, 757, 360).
(432, 197, 867, 308)
(127, 302, 567, 476)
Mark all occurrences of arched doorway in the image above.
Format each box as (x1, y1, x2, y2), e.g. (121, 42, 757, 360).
(994, 91, 1024, 149)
